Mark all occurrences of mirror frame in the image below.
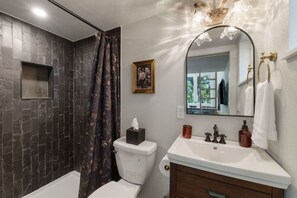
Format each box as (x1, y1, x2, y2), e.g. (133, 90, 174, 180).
(185, 25, 255, 117)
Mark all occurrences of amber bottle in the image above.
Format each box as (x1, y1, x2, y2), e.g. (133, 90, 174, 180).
(239, 120, 252, 147)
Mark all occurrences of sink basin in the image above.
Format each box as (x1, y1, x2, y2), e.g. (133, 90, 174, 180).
(167, 135, 291, 189)
(185, 138, 254, 164)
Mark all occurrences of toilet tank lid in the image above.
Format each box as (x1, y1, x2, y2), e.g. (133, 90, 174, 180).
(113, 137, 157, 156)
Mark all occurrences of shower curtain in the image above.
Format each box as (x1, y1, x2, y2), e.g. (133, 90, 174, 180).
(78, 31, 120, 198)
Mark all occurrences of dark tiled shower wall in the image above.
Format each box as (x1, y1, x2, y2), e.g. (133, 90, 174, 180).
(0, 13, 75, 197)
(73, 37, 96, 170)
(72, 28, 121, 170)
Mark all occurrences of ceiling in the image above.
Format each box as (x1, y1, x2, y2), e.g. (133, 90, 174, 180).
(187, 53, 229, 73)
(0, 0, 263, 42)
(0, 0, 184, 41)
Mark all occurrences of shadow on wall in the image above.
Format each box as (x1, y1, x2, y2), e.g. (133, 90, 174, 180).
(149, 6, 201, 68)
(266, 0, 289, 23)
(243, 1, 267, 34)
(285, 184, 297, 198)
(148, 0, 271, 69)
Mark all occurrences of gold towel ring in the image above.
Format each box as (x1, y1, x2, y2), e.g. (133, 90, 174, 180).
(246, 65, 253, 86)
(258, 59, 271, 83)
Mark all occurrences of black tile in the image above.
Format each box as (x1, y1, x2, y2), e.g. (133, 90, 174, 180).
(12, 134, 22, 153)
(13, 179, 22, 198)
(13, 160, 22, 180)
(31, 118, 38, 135)
(2, 153, 12, 175)
(3, 133, 12, 154)
(0, 12, 98, 197)
(22, 131, 31, 149)
(31, 101, 38, 119)
(22, 166, 32, 196)
(58, 114, 65, 132)
(3, 47, 13, 69)
(13, 78, 20, 100)
(22, 149, 31, 168)
(31, 154, 39, 191)
(3, 110, 12, 134)
(3, 173, 13, 197)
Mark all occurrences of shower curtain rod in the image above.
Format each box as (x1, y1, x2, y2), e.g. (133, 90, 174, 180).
(47, 0, 104, 33)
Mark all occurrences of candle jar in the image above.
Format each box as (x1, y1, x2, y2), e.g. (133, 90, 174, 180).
(183, 125, 192, 139)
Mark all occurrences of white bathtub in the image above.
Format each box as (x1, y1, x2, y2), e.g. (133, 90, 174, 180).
(23, 171, 80, 198)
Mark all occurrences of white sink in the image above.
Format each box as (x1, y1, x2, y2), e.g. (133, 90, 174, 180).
(185, 138, 254, 164)
(167, 135, 291, 189)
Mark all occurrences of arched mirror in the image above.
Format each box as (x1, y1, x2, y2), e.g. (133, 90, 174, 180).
(186, 25, 255, 117)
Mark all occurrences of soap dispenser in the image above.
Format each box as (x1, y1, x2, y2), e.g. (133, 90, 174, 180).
(239, 120, 252, 148)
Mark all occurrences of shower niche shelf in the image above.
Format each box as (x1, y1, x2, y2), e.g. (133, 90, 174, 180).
(21, 61, 54, 99)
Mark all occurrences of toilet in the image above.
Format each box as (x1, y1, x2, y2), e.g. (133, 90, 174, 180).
(88, 137, 157, 198)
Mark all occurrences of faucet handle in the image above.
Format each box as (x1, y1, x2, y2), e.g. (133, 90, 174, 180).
(213, 124, 219, 135)
(219, 134, 227, 144)
(205, 132, 212, 142)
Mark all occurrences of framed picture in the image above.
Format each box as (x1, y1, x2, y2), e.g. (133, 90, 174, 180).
(132, 59, 155, 93)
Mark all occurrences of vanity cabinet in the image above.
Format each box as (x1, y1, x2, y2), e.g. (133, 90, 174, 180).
(170, 163, 284, 198)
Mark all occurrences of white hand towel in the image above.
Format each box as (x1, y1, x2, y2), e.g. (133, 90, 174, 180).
(252, 80, 277, 149)
(244, 86, 254, 116)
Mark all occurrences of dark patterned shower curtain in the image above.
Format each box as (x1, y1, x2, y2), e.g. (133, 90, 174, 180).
(78, 31, 120, 198)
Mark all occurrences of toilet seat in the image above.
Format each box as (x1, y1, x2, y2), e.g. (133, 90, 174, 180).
(88, 181, 139, 198)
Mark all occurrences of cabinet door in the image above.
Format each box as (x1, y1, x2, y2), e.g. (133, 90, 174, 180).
(176, 171, 271, 198)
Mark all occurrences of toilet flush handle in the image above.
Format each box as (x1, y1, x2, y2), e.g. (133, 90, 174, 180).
(164, 165, 170, 171)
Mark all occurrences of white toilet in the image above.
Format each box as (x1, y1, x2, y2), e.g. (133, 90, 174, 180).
(88, 137, 157, 198)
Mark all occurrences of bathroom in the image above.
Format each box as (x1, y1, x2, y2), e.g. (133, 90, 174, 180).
(0, 0, 296, 197)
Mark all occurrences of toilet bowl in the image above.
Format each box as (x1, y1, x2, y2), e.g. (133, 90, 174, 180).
(88, 137, 157, 198)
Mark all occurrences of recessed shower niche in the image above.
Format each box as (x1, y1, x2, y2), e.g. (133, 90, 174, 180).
(21, 61, 54, 99)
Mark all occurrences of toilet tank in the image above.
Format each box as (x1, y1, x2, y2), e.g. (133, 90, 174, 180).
(113, 137, 157, 185)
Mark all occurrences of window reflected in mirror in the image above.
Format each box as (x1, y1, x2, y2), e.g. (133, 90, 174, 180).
(186, 26, 255, 117)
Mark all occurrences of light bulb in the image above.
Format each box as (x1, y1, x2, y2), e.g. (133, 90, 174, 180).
(32, 7, 47, 18)
(196, 32, 212, 46)
(220, 27, 239, 40)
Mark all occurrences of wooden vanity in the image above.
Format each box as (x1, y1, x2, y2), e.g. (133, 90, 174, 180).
(167, 136, 290, 198)
(170, 163, 284, 198)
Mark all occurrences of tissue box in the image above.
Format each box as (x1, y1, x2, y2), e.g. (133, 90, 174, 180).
(126, 127, 145, 145)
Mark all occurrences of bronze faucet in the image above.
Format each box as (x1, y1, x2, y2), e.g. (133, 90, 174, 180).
(204, 132, 212, 142)
(204, 125, 227, 144)
(212, 124, 219, 143)
(219, 134, 227, 144)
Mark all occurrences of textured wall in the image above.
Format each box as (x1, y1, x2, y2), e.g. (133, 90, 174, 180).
(72, 28, 121, 170)
(264, 0, 297, 197)
(121, 4, 266, 198)
(73, 37, 96, 170)
(0, 13, 74, 197)
(0, 11, 121, 198)
(121, 1, 297, 197)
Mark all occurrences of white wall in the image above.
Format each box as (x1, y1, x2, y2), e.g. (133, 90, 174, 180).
(264, 0, 297, 197)
(236, 36, 253, 115)
(121, 1, 297, 197)
(238, 36, 252, 84)
(288, 0, 297, 50)
(121, 9, 256, 197)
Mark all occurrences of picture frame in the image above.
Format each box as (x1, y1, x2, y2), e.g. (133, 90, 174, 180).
(132, 59, 155, 93)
